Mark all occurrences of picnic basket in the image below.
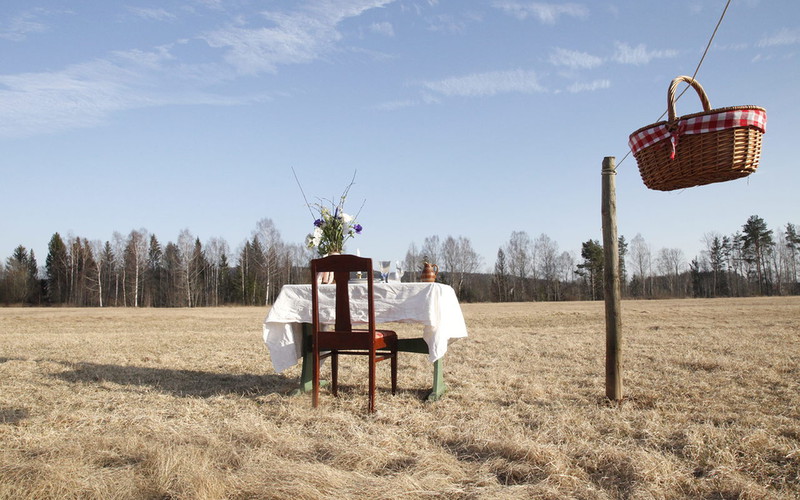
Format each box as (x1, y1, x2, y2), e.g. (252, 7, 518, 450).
(628, 75, 766, 191)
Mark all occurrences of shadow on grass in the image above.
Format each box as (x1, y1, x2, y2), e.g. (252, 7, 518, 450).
(0, 407, 29, 425)
(52, 361, 298, 398)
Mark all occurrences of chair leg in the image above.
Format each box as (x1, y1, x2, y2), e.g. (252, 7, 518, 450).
(312, 344, 320, 409)
(391, 348, 397, 395)
(331, 351, 339, 397)
(368, 351, 376, 413)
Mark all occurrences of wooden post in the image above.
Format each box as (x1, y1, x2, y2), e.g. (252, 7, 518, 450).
(602, 156, 623, 402)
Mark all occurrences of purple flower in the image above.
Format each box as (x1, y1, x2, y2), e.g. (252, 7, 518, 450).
(314, 219, 324, 227)
(353, 224, 363, 234)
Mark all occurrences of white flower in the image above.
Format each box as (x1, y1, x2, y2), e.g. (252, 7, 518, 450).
(305, 227, 323, 248)
(341, 213, 353, 224)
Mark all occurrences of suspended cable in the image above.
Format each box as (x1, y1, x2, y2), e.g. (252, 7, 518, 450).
(616, 0, 733, 170)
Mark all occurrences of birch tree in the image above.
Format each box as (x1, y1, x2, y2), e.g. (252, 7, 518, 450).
(112, 232, 127, 306)
(404, 242, 422, 281)
(252, 218, 283, 305)
(205, 237, 229, 306)
(440, 236, 481, 298)
(88, 240, 106, 307)
(535, 233, 559, 301)
(420, 235, 442, 268)
(628, 234, 652, 298)
(177, 229, 196, 307)
(657, 247, 686, 297)
(505, 231, 532, 301)
(125, 229, 148, 307)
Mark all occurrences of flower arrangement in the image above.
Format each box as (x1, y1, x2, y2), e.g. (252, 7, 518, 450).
(298, 172, 364, 256)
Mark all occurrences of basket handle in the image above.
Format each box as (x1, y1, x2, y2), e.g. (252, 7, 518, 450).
(667, 76, 711, 125)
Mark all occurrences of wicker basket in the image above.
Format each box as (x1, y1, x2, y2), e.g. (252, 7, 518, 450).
(628, 76, 766, 191)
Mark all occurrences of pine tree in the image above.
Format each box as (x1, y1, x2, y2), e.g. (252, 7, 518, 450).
(576, 240, 604, 300)
(46, 233, 69, 304)
(786, 223, 800, 290)
(742, 215, 774, 295)
(708, 235, 729, 296)
(147, 235, 164, 307)
(4, 246, 37, 304)
(101, 241, 115, 307)
(161, 242, 179, 306)
(190, 238, 208, 307)
(493, 248, 509, 302)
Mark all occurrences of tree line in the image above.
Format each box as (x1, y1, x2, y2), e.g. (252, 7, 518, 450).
(484, 215, 798, 302)
(1, 215, 797, 306)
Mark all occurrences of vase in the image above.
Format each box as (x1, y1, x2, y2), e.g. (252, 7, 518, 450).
(319, 251, 340, 284)
(320, 271, 335, 284)
(420, 261, 438, 282)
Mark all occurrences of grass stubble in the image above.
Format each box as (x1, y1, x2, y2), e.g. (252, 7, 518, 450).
(0, 297, 798, 499)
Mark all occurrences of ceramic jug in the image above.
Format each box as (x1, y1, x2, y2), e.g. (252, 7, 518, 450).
(420, 261, 438, 283)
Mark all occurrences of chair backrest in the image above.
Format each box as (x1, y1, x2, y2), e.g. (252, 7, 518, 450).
(310, 254, 376, 334)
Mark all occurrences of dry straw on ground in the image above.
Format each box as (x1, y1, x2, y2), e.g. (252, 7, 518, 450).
(1, 297, 798, 499)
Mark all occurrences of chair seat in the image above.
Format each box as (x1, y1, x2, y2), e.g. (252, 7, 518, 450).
(351, 328, 397, 338)
(317, 329, 397, 351)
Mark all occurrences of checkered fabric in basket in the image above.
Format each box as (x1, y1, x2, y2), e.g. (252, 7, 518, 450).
(629, 108, 767, 159)
(628, 76, 767, 191)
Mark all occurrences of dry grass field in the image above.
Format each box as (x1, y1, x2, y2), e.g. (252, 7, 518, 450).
(1, 297, 798, 499)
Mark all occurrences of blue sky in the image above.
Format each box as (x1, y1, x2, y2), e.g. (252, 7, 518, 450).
(1, 0, 798, 272)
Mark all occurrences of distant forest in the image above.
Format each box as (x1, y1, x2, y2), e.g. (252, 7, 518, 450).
(2, 215, 798, 307)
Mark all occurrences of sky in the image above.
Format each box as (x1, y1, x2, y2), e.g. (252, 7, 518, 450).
(1, 0, 798, 273)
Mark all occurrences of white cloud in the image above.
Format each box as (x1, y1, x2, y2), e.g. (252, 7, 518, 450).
(126, 7, 177, 22)
(202, 0, 396, 75)
(493, 1, 588, 24)
(612, 42, 677, 65)
(369, 21, 395, 37)
(193, 0, 225, 9)
(374, 99, 417, 111)
(549, 47, 602, 69)
(0, 67, 145, 137)
(423, 69, 545, 97)
(425, 11, 483, 33)
(0, 48, 262, 138)
(758, 28, 800, 47)
(0, 1, 396, 137)
(566, 79, 610, 93)
(0, 10, 48, 41)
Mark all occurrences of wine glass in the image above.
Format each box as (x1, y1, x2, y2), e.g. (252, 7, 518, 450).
(379, 260, 391, 283)
(395, 261, 404, 282)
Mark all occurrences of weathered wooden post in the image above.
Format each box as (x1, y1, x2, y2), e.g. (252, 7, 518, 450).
(602, 156, 623, 402)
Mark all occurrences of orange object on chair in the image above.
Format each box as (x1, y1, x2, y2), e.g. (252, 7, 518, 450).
(310, 254, 398, 413)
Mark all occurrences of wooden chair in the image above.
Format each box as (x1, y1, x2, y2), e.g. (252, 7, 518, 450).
(310, 254, 398, 413)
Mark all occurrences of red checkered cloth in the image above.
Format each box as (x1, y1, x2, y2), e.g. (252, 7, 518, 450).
(629, 108, 767, 159)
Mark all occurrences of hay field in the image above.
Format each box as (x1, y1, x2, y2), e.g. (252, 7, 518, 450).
(1, 297, 798, 499)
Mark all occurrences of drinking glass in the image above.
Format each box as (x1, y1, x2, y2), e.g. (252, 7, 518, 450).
(379, 260, 391, 283)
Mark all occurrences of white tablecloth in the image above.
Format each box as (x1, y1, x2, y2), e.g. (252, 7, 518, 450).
(262, 282, 468, 372)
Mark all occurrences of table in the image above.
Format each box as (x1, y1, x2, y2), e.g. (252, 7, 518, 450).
(262, 282, 468, 400)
